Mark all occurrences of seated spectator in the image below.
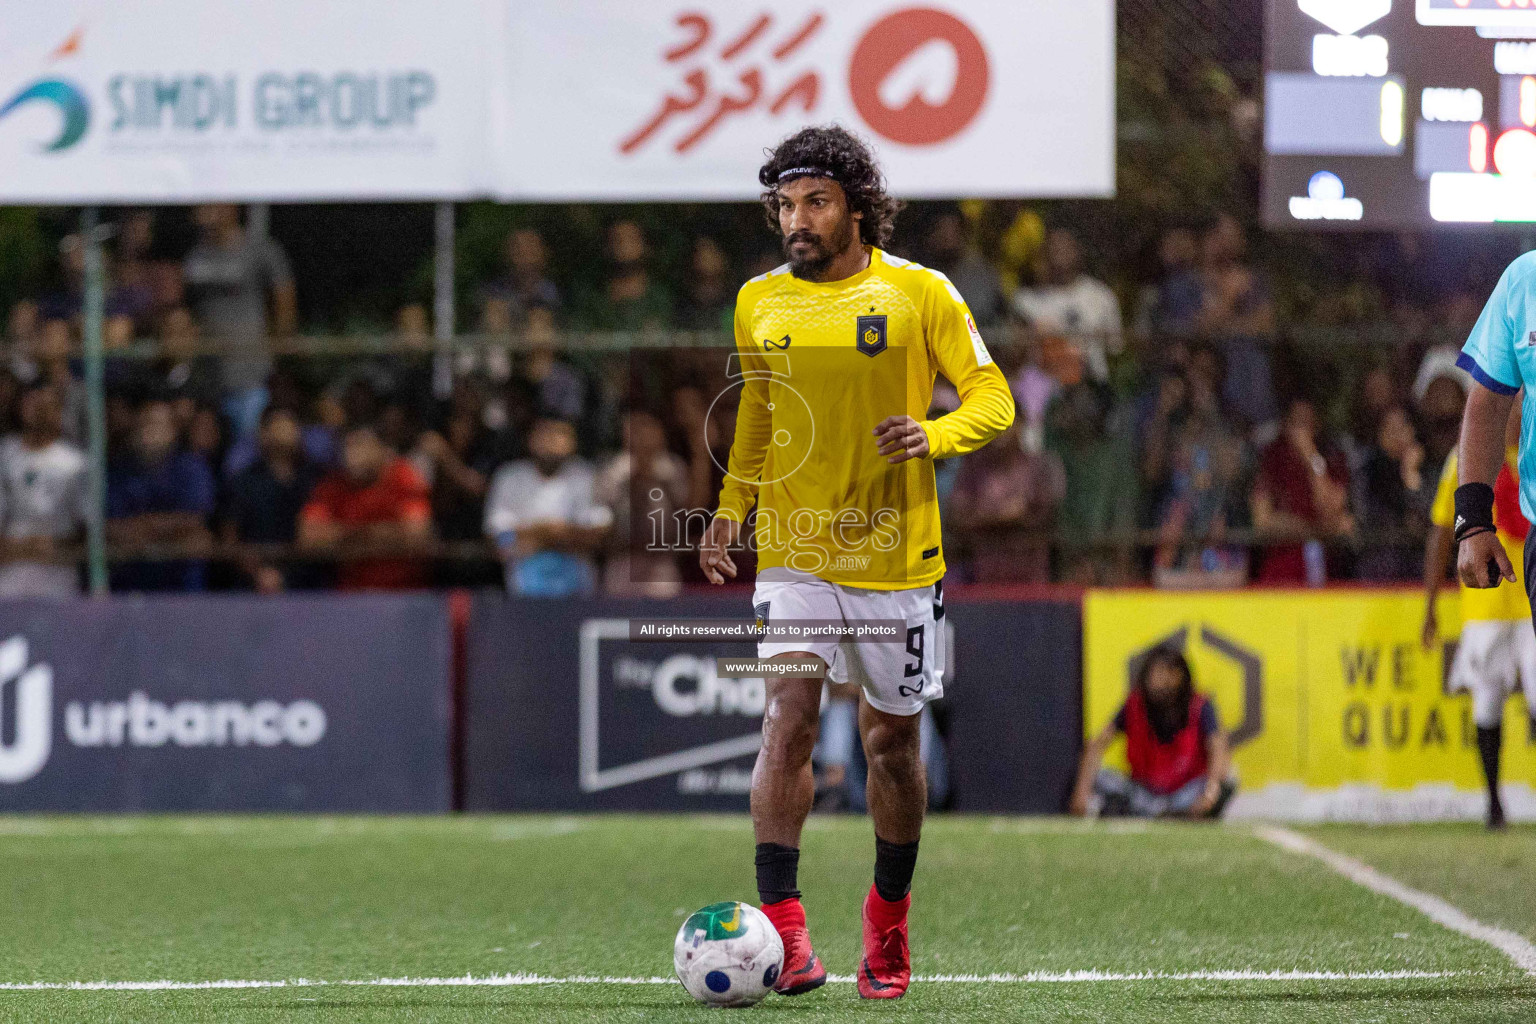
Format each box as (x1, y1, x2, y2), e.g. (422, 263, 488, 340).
(0, 367, 23, 439)
(1069, 647, 1235, 819)
(101, 310, 140, 398)
(0, 386, 86, 597)
(5, 299, 41, 357)
(518, 305, 586, 422)
(414, 400, 501, 588)
(946, 418, 1065, 583)
(332, 303, 439, 423)
(1414, 349, 1471, 471)
(1148, 348, 1251, 588)
(298, 424, 433, 590)
(186, 403, 226, 470)
(223, 371, 337, 478)
(1045, 364, 1138, 584)
(1197, 214, 1278, 433)
(384, 302, 439, 418)
(16, 318, 84, 444)
(1354, 405, 1429, 581)
(594, 409, 687, 597)
(1341, 365, 1399, 500)
(138, 307, 221, 416)
(221, 405, 320, 593)
(111, 209, 163, 334)
(572, 220, 672, 331)
(1251, 397, 1354, 585)
(479, 226, 561, 327)
(675, 237, 734, 331)
(924, 210, 1004, 326)
(374, 396, 423, 458)
(1138, 366, 1189, 508)
(1011, 227, 1123, 383)
(106, 399, 216, 592)
(461, 297, 514, 388)
(484, 417, 612, 597)
(416, 406, 494, 542)
(1132, 226, 1203, 343)
(1005, 326, 1064, 454)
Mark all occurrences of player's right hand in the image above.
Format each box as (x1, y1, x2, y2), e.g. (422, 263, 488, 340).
(699, 516, 740, 585)
(1457, 530, 1515, 589)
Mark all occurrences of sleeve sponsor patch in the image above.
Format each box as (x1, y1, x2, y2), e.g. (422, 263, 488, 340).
(967, 314, 994, 367)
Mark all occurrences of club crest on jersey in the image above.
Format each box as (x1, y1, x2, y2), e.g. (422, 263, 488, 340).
(856, 314, 887, 357)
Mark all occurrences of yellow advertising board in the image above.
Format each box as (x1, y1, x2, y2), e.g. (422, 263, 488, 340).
(1084, 589, 1536, 821)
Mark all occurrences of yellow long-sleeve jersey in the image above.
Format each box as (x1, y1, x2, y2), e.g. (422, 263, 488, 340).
(715, 247, 1015, 589)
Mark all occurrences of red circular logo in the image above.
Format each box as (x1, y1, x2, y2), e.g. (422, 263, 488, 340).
(848, 8, 990, 147)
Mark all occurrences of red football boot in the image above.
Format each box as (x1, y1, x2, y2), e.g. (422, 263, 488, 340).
(857, 885, 911, 999)
(759, 897, 827, 996)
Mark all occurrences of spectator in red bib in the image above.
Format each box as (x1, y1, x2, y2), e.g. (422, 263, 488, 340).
(298, 424, 432, 590)
(1069, 647, 1235, 819)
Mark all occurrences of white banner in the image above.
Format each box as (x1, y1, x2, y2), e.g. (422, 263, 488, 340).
(494, 0, 1114, 200)
(0, 1, 1113, 203)
(0, 0, 496, 202)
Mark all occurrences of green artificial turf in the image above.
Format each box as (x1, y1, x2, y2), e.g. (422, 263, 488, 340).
(1303, 823, 1536, 942)
(0, 816, 1531, 1022)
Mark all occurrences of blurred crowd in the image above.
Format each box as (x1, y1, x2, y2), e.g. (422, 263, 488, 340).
(0, 204, 1489, 595)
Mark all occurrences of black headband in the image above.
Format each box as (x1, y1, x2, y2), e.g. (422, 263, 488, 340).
(774, 165, 837, 186)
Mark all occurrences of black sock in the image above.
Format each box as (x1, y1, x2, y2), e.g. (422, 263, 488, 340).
(1477, 725, 1504, 810)
(756, 843, 801, 905)
(873, 836, 920, 902)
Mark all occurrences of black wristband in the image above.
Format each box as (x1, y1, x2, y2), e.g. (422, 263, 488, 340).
(1453, 483, 1496, 543)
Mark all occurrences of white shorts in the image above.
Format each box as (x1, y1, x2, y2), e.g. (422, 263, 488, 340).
(1448, 620, 1536, 707)
(752, 573, 944, 717)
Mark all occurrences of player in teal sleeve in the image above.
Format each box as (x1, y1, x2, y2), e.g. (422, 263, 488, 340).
(1457, 254, 1526, 402)
(1457, 253, 1536, 602)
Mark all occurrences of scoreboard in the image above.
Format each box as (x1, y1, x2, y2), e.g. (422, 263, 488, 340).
(1264, 0, 1536, 227)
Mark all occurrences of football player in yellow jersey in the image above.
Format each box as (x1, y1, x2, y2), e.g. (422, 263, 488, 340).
(1422, 399, 1532, 829)
(698, 126, 1014, 1000)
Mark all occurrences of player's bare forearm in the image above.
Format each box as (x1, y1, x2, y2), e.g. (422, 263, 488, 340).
(1459, 385, 1516, 487)
(1456, 385, 1518, 587)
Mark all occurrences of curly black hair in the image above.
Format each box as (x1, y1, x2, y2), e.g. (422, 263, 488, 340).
(759, 125, 902, 248)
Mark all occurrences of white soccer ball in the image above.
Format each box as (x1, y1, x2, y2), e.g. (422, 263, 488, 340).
(673, 901, 785, 1007)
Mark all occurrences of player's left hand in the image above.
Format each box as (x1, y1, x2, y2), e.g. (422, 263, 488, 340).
(873, 416, 929, 464)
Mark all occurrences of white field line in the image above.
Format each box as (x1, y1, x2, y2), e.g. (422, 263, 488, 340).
(1256, 825, 1536, 976)
(0, 970, 1468, 992)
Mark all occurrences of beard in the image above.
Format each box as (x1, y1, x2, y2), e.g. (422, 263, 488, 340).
(784, 215, 857, 279)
